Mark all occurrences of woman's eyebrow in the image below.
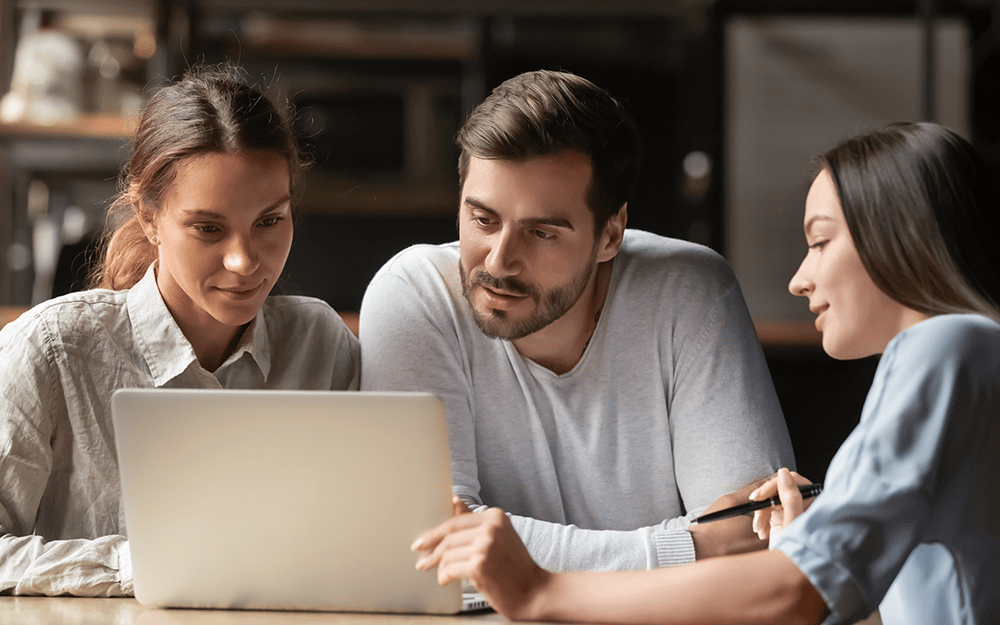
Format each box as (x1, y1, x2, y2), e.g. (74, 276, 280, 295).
(804, 214, 835, 233)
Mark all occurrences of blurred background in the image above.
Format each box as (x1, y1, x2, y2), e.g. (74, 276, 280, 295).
(1, 0, 997, 480)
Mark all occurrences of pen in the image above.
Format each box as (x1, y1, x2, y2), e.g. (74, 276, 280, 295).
(693, 483, 823, 524)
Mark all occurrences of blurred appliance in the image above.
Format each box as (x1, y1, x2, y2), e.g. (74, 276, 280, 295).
(283, 63, 463, 216)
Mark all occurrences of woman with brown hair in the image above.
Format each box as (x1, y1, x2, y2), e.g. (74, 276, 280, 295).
(0, 63, 359, 596)
(413, 122, 1000, 625)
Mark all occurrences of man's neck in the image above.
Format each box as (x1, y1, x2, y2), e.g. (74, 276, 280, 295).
(513, 259, 614, 375)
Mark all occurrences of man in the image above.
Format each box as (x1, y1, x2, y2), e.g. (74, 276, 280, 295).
(360, 69, 794, 572)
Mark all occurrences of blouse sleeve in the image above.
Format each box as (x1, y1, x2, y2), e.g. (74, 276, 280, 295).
(0, 320, 133, 596)
(772, 316, 1000, 624)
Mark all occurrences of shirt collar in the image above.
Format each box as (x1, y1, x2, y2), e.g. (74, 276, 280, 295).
(215, 306, 272, 381)
(127, 264, 200, 386)
(126, 264, 272, 384)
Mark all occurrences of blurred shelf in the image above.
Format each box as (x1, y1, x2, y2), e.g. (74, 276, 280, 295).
(340, 311, 359, 337)
(297, 177, 457, 216)
(0, 114, 135, 173)
(0, 114, 137, 140)
(198, 0, 695, 17)
(4, 305, 815, 347)
(756, 320, 822, 348)
(0, 306, 27, 330)
(1, 305, 356, 338)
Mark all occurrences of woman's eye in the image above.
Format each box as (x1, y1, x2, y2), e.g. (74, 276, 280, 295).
(808, 241, 827, 250)
(259, 216, 283, 227)
(196, 225, 221, 234)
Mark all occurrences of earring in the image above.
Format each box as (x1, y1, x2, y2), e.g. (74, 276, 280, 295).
(150, 236, 159, 245)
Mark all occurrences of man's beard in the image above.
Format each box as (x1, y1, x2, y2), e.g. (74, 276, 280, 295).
(459, 252, 597, 341)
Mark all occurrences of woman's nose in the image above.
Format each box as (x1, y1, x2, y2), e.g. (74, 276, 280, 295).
(223, 236, 260, 275)
(788, 260, 812, 297)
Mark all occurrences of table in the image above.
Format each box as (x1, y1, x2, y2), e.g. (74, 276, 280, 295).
(0, 596, 885, 625)
(0, 597, 512, 625)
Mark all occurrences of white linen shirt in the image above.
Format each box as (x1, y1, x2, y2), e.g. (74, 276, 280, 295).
(0, 266, 360, 596)
(360, 231, 794, 571)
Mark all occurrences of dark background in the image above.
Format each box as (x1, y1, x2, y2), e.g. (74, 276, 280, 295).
(3, 0, 998, 482)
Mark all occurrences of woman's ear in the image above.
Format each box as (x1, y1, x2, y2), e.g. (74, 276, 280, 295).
(596, 204, 628, 263)
(134, 203, 160, 246)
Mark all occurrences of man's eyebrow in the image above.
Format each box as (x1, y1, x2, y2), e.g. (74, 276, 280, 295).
(464, 197, 575, 231)
(463, 197, 496, 215)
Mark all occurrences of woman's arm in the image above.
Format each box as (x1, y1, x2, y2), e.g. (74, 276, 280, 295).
(1, 321, 133, 596)
(413, 471, 829, 624)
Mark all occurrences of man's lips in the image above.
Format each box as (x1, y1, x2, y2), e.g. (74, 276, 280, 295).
(482, 284, 527, 299)
(478, 283, 528, 310)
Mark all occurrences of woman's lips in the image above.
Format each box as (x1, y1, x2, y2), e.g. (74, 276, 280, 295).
(216, 284, 262, 300)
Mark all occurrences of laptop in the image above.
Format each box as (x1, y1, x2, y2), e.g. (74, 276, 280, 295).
(111, 388, 489, 614)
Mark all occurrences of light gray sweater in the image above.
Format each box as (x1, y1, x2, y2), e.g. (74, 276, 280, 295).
(360, 230, 794, 571)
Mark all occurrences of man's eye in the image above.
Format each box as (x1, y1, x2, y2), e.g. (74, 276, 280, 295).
(533, 229, 554, 240)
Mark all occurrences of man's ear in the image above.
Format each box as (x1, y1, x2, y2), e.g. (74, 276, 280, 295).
(596, 204, 627, 262)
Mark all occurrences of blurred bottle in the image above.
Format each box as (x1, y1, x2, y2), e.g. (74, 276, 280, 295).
(0, 10, 85, 125)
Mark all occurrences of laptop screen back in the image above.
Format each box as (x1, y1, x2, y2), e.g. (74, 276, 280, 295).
(111, 388, 462, 613)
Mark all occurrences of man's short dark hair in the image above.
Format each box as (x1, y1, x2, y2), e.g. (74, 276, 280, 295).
(456, 70, 641, 231)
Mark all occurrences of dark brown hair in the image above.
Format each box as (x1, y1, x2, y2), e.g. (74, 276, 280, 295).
(456, 69, 640, 232)
(820, 122, 1000, 321)
(89, 63, 304, 290)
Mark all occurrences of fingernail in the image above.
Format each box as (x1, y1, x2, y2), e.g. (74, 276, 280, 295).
(415, 557, 427, 570)
(749, 488, 760, 500)
(411, 537, 425, 551)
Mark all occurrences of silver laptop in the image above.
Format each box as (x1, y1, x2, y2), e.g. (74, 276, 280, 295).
(111, 388, 488, 614)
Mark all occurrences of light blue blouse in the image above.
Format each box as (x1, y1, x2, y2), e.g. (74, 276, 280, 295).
(774, 314, 1000, 625)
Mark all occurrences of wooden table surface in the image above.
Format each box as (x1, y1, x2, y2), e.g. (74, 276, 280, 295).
(0, 597, 513, 625)
(0, 596, 885, 625)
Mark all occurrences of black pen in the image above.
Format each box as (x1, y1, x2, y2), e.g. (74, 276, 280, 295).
(693, 483, 823, 524)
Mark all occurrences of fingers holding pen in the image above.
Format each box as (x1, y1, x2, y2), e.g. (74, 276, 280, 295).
(775, 468, 805, 519)
(749, 468, 811, 540)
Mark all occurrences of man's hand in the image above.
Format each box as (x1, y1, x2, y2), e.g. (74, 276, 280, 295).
(688, 475, 774, 559)
(412, 502, 550, 621)
(452, 495, 472, 516)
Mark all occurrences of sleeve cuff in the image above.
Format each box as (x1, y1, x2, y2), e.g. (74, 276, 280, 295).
(117, 540, 135, 597)
(652, 528, 697, 567)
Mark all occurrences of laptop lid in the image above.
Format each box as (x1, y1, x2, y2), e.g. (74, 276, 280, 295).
(111, 388, 464, 614)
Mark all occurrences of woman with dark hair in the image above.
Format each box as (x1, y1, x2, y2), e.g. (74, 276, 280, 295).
(412, 122, 1000, 625)
(0, 64, 359, 596)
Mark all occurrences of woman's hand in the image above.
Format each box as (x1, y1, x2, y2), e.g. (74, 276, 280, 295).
(750, 468, 813, 547)
(411, 499, 550, 620)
